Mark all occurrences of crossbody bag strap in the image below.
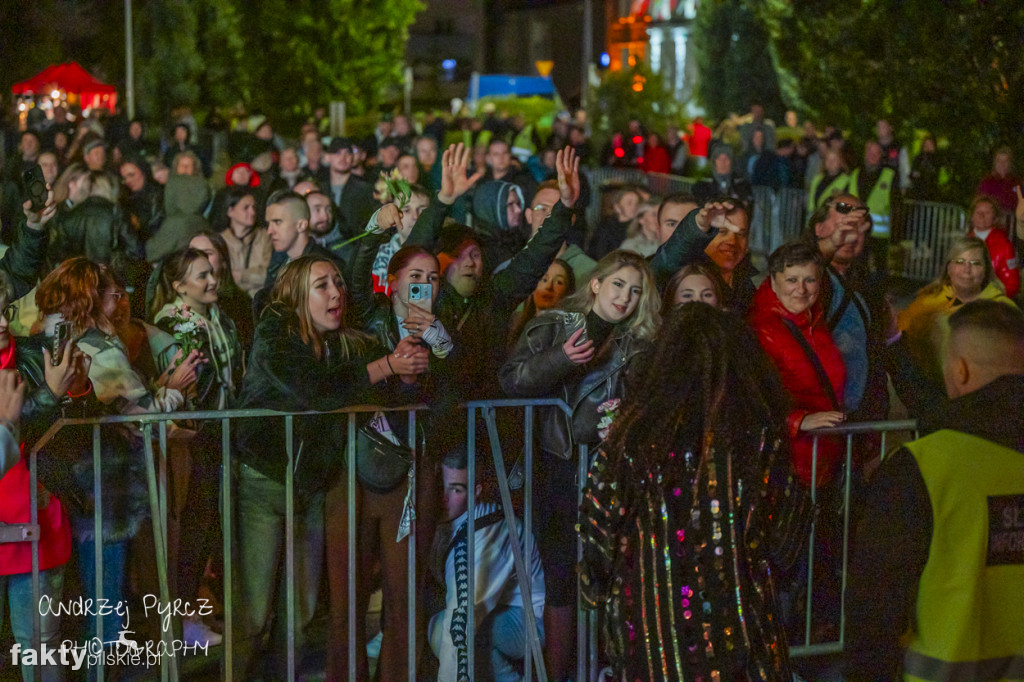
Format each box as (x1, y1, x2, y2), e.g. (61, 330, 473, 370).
(780, 317, 840, 410)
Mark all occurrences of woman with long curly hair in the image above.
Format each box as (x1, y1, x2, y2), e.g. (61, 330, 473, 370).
(580, 302, 794, 681)
(500, 248, 660, 678)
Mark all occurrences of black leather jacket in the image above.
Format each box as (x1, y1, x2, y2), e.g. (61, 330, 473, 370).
(500, 311, 651, 459)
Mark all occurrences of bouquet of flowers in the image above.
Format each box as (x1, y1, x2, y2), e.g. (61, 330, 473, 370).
(374, 168, 412, 210)
(596, 398, 621, 441)
(339, 169, 413, 249)
(168, 304, 206, 366)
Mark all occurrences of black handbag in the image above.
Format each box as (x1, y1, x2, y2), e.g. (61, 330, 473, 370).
(355, 424, 413, 495)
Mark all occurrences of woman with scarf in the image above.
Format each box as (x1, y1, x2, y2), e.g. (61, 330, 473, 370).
(150, 246, 241, 645)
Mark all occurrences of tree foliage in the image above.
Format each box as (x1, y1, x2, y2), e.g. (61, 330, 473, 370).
(692, 0, 785, 122)
(755, 0, 1024, 202)
(2, 0, 423, 129)
(236, 0, 424, 128)
(589, 62, 684, 142)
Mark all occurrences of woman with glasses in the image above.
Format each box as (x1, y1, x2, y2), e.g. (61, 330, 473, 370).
(34, 257, 202, 644)
(894, 236, 1018, 400)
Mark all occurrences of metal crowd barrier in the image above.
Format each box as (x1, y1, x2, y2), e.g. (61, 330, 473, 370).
(582, 167, 975, 282)
(789, 419, 919, 660)
(12, 400, 930, 679)
(16, 399, 589, 682)
(898, 201, 966, 281)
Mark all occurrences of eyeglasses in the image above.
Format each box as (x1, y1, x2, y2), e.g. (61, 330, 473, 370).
(2, 303, 17, 322)
(952, 258, 984, 267)
(105, 290, 126, 301)
(832, 201, 867, 215)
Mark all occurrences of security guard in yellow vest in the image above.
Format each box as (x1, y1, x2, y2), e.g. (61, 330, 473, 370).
(846, 300, 1024, 681)
(851, 140, 899, 273)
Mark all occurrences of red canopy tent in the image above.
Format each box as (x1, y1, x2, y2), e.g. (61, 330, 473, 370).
(12, 62, 118, 113)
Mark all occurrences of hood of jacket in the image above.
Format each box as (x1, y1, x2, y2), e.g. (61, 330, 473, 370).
(472, 180, 524, 232)
(164, 174, 211, 216)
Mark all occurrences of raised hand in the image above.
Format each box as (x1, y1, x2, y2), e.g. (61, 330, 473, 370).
(695, 200, 742, 234)
(555, 146, 581, 208)
(439, 142, 484, 205)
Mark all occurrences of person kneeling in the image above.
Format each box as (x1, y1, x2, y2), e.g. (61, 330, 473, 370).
(428, 446, 545, 682)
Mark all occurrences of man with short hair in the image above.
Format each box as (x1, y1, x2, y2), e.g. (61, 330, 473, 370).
(483, 139, 536, 200)
(301, 135, 329, 189)
(377, 137, 402, 172)
(656, 192, 698, 247)
(850, 139, 900, 273)
(526, 180, 595, 289)
(428, 446, 545, 682)
(876, 118, 910, 188)
(325, 137, 377, 239)
(846, 300, 1024, 681)
(650, 197, 756, 310)
(83, 137, 107, 172)
(256, 191, 341, 316)
(805, 193, 888, 418)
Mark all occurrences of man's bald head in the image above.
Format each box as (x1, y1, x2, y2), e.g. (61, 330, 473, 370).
(943, 300, 1024, 399)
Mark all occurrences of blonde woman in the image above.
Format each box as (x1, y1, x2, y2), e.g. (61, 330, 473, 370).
(500, 248, 660, 679)
(898, 236, 1017, 384)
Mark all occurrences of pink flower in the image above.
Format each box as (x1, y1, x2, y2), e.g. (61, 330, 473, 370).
(597, 398, 621, 414)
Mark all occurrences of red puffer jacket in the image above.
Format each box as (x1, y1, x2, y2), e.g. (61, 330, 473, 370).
(969, 227, 1019, 300)
(747, 279, 847, 486)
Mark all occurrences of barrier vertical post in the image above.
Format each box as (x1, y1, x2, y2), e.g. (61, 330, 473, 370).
(524, 406, 534, 682)
(483, 408, 547, 680)
(284, 415, 295, 682)
(30, 441, 41, 682)
(805, 436, 819, 647)
(839, 434, 854, 647)
(577, 441, 588, 682)
(221, 418, 233, 680)
(142, 422, 178, 680)
(407, 409, 417, 682)
(93, 424, 105, 681)
(347, 412, 357, 682)
(466, 406, 476, 675)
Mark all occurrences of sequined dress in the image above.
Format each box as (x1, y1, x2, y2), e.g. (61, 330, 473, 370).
(580, 430, 793, 682)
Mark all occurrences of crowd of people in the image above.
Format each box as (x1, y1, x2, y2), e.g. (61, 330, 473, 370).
(0, 100, 1021, 682)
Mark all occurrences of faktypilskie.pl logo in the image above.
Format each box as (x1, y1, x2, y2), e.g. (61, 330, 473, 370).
(11, 595, 214, 671)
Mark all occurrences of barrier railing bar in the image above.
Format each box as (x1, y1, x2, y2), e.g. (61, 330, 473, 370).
(93, 424, 105, 680)
(221, 417, 233, 681)
(482, 408, 547, 681)
(284, 415, 296, 682)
